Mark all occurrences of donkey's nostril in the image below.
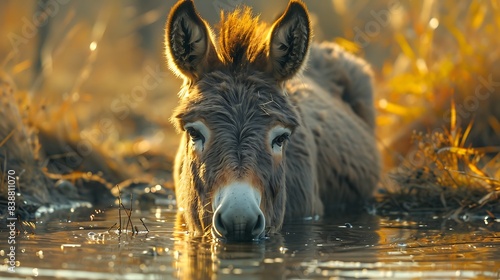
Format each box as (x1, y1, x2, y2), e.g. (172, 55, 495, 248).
(213, 212, 228, 236)
(251, 213, 265, 238)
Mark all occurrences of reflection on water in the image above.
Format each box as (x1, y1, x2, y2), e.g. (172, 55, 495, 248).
(0, 207, 499, 279)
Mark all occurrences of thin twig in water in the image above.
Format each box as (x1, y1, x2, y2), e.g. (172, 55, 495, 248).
(119, 198, 134, 235)
(116, 185, 122, 234)
(140, 218, 149, 232)
(107, 222, 117, 233)
(129, 193, 134, 233)
(123, 202, 130, 233)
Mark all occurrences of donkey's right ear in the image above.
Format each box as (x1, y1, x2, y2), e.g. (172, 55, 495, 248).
(165, 0, 218, 80)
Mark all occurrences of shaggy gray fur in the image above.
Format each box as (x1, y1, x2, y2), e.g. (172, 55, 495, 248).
(165, 0, 380, 237)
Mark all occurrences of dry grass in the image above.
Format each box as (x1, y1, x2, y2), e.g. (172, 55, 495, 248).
(368, 0, 500, 216)
(0, 2, 176, 219)
(374, 0, 500, 164)
(377, 102, 500, 218)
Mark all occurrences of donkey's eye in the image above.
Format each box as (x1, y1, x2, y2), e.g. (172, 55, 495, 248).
(268, 126, 291, 155)
(184, 121, 210, 153)
(187, 127, 205, 144)
(272, 133, 289, 148)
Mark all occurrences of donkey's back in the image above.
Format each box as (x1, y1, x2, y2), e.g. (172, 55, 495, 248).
(284, 42, 380, 217)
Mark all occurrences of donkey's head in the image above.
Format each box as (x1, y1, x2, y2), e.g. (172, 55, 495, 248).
(165, 0, 310, 241)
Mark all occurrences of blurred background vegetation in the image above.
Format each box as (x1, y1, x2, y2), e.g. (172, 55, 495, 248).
(0, 0, 499, 215)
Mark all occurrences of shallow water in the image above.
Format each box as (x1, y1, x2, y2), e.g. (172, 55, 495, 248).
(1, 206, 499, 279)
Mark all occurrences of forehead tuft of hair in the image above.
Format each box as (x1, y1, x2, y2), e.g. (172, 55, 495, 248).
(217, 7, 269, 70)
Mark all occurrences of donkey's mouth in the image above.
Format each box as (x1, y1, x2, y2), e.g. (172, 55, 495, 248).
(211, 181, 266, 242)
(211, 225, 266, 242)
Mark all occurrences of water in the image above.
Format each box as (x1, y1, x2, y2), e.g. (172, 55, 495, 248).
(1, 207, 499, 279)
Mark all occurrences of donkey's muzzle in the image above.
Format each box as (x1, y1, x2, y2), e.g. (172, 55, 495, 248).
(212, 182, 265, 241)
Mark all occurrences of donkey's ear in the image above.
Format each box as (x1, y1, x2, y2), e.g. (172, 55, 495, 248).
(165, 0, 218, 80)
(268, 1, 311, 81)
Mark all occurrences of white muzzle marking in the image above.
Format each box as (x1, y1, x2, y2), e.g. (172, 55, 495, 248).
(212, 182, 265, 241)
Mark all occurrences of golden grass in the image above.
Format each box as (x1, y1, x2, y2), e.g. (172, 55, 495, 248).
(376, 0, 500, 158)
(368, 1, 500, 216)
(377, 102, 500, 217)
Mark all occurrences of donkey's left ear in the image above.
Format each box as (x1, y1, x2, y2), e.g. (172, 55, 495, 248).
(165, 0, 218, 81)
(268, 0, 311, 81)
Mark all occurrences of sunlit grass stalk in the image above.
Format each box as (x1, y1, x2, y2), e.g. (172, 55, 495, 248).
(380, 99, 500, 215)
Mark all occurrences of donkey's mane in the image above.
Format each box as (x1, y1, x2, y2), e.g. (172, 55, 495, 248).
(216, 7, 269, 69)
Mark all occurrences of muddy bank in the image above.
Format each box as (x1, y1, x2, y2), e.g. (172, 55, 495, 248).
(0, 75, 173, 220)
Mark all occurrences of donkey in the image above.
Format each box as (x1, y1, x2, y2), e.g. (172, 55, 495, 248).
(165, 0, 380, 241)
